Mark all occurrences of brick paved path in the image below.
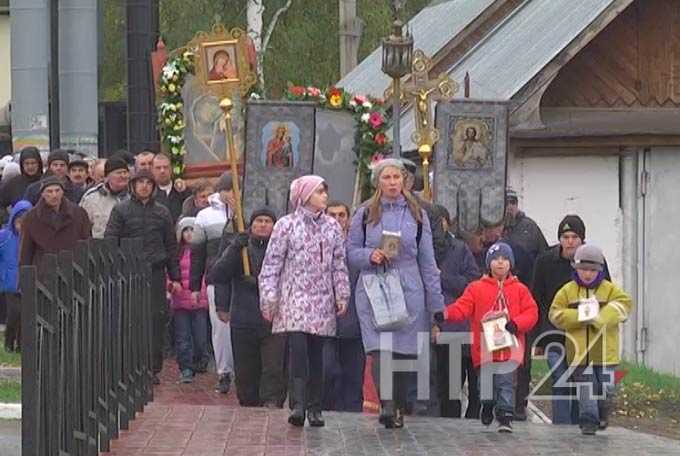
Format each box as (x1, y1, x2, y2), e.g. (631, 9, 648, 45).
(105, 361, 680, 456)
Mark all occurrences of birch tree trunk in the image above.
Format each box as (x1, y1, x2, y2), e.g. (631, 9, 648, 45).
(247, 0, 293, 93)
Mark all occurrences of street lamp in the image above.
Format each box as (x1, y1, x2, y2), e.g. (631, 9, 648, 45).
(382, 7, 413, 157)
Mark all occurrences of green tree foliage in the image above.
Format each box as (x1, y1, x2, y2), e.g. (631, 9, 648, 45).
(100, 0, 126, 101)
(100, 0, 430, 101)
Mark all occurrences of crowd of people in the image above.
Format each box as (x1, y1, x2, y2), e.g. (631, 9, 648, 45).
(0, 147, 632, 437)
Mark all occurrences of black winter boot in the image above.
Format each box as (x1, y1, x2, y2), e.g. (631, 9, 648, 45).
(306, 369, 324, 427)
(598, 399, 611, 430)
(288, 379, 306, 427)
(307, 409, 325, 427)
(379, 401, 397, 428)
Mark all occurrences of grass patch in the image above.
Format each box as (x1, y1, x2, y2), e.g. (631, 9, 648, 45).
(531, 358, 680, 397)
(530, 356, 680, 422)
(0, 380, 20, 403)
(0, 348, 21, 368)
(615, 361, 680, 420)
(618, 361, 680, 399)
(0, 333, 21, 367)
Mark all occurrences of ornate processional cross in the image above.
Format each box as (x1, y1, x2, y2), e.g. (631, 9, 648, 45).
(401, 50, 459, 199)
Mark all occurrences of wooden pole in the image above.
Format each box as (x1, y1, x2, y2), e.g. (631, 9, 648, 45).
(220, 97, 251, 276)
(464, 72, 470, 98)
(339, 0, 360, 77)
(419, 143, 433, 202)
(351, 165, 363, 211)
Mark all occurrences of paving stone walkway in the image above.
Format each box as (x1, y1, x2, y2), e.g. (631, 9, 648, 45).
(104, 361, 680, 456)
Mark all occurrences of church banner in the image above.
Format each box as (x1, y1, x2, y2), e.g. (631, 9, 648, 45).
(243, 100, 316, 218)
(432, 100, 509, 233)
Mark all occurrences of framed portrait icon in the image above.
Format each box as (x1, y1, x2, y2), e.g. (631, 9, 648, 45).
(202, 40, 240, 84)
(190, 25, 257, 98)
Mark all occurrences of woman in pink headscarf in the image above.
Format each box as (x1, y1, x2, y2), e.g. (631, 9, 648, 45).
(259, 175, 351, 427)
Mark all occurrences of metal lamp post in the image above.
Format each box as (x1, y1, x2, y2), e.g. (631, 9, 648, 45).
(381, 10, 413, 157)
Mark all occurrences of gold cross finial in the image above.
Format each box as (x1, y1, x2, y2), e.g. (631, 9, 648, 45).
(400, 50, 459, 200)
(403, 50, 458, 147)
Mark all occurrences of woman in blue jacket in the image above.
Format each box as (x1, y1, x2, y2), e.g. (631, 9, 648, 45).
(347, 159, 444, 428)
(0, 200, 33, 351)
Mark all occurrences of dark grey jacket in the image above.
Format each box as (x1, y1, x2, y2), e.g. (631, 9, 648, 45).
(208, 234, 268, 330)
(24, 175, 85, 206)
(155, 186, 191, 224)
(504, 211, 548, 262)
(438, 233, 481, 333)
(104, 196, 180, 280)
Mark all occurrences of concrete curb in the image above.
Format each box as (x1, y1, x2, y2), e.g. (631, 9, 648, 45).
(0, 367, 20, 382)
(528, 400, 552, 424)
(0, 403, 21, 420)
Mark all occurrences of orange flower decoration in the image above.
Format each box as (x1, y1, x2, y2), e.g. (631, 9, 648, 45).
(289, 86, 306, 98)
(328, 88, 344, 108)
(374, 133, 387, 146)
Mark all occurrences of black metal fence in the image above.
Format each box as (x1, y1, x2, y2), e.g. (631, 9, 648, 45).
(21, 238, 154, 456)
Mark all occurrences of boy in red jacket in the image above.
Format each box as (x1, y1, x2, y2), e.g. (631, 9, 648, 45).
(438, 242, 538, 433)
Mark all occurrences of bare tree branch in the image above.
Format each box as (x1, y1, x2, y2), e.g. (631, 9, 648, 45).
(262, 0, 293, 55)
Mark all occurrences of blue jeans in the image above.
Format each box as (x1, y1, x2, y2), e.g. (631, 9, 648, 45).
(547, 345, 578, 424)
(174, 309, 209, 373)
(477, 361, 518, 418)
(572, 365, 616, 426)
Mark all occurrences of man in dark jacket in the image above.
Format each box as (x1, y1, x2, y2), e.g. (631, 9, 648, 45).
(24, 149, 85, 205)
(432, 205, 481, 418)
(0, 146, 43, 211)
(531, 215, 611, 425)
(19, 177, 91, 270)
(104, 169, 182, 383)
(181, 179, 214, 218)
(152, 153, 191, 223)
(208, 207, 286, 408)
(402, 159, 448, 261)
(322, 201, 365, 412)
(503, 188, 548, 262)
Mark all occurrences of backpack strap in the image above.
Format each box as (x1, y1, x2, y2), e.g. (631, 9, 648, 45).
(362, 207, 423, 248)
(416, 218, 423, 246)
(362, 208, 369, 248)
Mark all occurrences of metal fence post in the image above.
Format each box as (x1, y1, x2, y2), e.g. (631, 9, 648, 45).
(21, 238, 155, 456)
(20, 266, 38, 456)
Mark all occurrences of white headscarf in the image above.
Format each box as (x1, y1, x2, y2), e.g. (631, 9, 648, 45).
(1, 162, 20, 182)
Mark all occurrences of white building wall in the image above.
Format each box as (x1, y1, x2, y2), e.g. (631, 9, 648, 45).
(507, 149, 623, 285)
(640, 147, 680, 376)
(0, 14, 10, 107)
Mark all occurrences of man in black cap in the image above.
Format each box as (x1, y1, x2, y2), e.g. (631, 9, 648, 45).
(105, 169, 182, 384)
(504, 188, 548, 263)
(0, 146, 43, 211)
(530, 214, 610, 424)
(209, 206, 286, 408)
(80, 156, 130, 238)
(19, 176, 91, 271)
(24, 149, 85, 205)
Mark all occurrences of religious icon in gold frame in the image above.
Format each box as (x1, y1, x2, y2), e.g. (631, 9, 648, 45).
(191, 24, 257, 98)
